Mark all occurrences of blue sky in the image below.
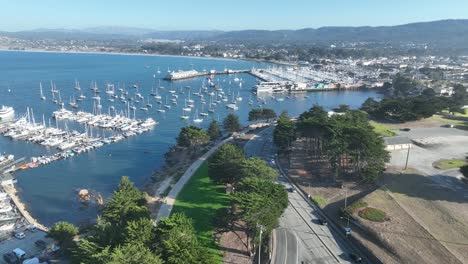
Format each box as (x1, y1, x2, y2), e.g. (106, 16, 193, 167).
(1, 0, 467, 31)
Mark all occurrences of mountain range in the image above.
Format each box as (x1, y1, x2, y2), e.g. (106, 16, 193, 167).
(1, 19, 468, 45)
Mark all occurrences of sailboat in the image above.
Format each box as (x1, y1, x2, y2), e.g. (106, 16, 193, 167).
(91, 81, 100, 93)
(74, 79, 81, 91)
(58, 91, 65, 107)
(39, 82, 46, 100)
(154, 87, 162, 100)
(146, 97, 153, 108)
(248, 94, 254, 105)
(182, 99, 192, 112)
(157, 103, 166, 113)
(193, 109, 203, 123)
(180, 108, 189, 120)
(69, 96, 79, 108)
(150, 85, 157, 96)
(50, 81, 58, 93)
(236, 91, 242, 102)
(200, 104, 208, 116)
(164, 96, 171, 109)
(187, 89, 194, 104)
(52, 91, 58, 104)
(77, 91, 86, 101)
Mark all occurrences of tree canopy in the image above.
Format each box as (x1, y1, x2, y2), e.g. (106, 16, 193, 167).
(207, 120, 221, 141)
(240, 157, 277, 180)
(248, 108, 277, 122)
(67, 176, 213, 264)
(47, 221, 79, 251)
(273, 111, 296, 152)
(231, 177, 288, 245)
(294, 106, 389, 182)
(208, 143, 245, 184)
(176, 126, 210, 149)
(223, 113, 241, 133)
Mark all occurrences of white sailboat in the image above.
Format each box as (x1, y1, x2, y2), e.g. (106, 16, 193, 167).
(182, 99, 191, 112)
(200, 104, 209, 116)
(146, 97, 153, 108)
(74, 79, 81, 90)
(193, 109, 203, 123)
(164, 96, 171, 109)
(39, 82, 46, 100)
(236, 91, 242, 102)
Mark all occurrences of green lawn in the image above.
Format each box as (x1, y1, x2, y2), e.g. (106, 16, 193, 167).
(172, 162, 229, 263)
(429, 115, 467, 125)
(370, 121, 397, 137)
(441, 109, 468, 118)
(432, 159, 468, 170)
(311, 195, 328, 208)
(358, 207, 387, 222)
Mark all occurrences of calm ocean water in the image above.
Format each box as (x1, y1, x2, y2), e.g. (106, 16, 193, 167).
(0, 51, 382, 226)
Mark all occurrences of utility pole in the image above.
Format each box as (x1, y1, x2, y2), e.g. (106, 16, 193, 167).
(257, 224, 264, 264)
(404, 144, 411, 170)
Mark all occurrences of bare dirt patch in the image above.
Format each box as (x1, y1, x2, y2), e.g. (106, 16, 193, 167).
(219, 222, 252, 264)
(355, 186, 462, 264)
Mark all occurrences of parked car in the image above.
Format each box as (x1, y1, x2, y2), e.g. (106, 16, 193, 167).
(35, 239, 47, 249)
(288, 187, 296, 193)
(399, 128, 411, 131)
(318, 218, 328, 226)
(3, 252, 18, 264)
(349, 253, 363, 263)
(14, 232, 26, 239)
(12, 248, 26, 259)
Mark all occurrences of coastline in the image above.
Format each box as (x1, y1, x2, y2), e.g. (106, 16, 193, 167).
(0, 48, 243, 63)
(3, 184, 49, 232)
(0, 48, 286, 66)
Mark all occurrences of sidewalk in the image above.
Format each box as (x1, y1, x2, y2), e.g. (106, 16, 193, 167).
(155, 136, 233, 222)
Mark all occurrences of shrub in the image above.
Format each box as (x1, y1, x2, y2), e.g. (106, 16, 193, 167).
(460, 164, 468, 178)
(344, 200, 368, 216)
(358, 207, 387, 222)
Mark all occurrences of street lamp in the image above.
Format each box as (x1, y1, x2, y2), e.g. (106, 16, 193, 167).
(256, 224, 264, 264)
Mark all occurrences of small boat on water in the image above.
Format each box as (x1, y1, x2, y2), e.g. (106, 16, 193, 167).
(0, 106, 14, 121)
(39, 82, 46, 100)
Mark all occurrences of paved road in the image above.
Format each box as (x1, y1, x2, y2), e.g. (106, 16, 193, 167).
(244, 126, 356, 264)
(156, 136, 233, 222)
(273, 228, 298, 264)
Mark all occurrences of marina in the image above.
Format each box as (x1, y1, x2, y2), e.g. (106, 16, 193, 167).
(0, 108, 157, 170)
(0, 50, 381, 226)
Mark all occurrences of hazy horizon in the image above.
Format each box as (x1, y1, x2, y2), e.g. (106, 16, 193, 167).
(1, 0, 468, 31)
(1, 18, 467, 33)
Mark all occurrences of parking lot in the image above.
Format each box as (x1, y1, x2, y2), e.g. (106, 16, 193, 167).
(0, 229, 52, 263)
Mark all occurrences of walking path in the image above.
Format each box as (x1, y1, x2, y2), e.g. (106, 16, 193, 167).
(155, 135, 233, 222)
(3, 185, 49, 232)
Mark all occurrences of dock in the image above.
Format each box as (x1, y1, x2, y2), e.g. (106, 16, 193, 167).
(164, 69, 252, 81)
(2, 185, 49, 232)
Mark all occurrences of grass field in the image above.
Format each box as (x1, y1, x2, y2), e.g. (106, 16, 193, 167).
(441, 109, 468, 118)
(432, 159, 468, 170)
(172, 162, 229, 263)
(370, 121, 397, 137)
(311, 195, 328, 207)
(429, 115, 468, 125)
(358, 207, 387, 222)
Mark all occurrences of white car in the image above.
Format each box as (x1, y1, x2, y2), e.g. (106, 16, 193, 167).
(14, 232, 26, 239)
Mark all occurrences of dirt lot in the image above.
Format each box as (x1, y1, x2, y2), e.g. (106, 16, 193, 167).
(362, 126, 468, 263)
(354, 177, 465, 264)
(282, 125, 468, 264)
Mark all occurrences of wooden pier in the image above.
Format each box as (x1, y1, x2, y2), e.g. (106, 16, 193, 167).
(164, 69, 252, 81)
